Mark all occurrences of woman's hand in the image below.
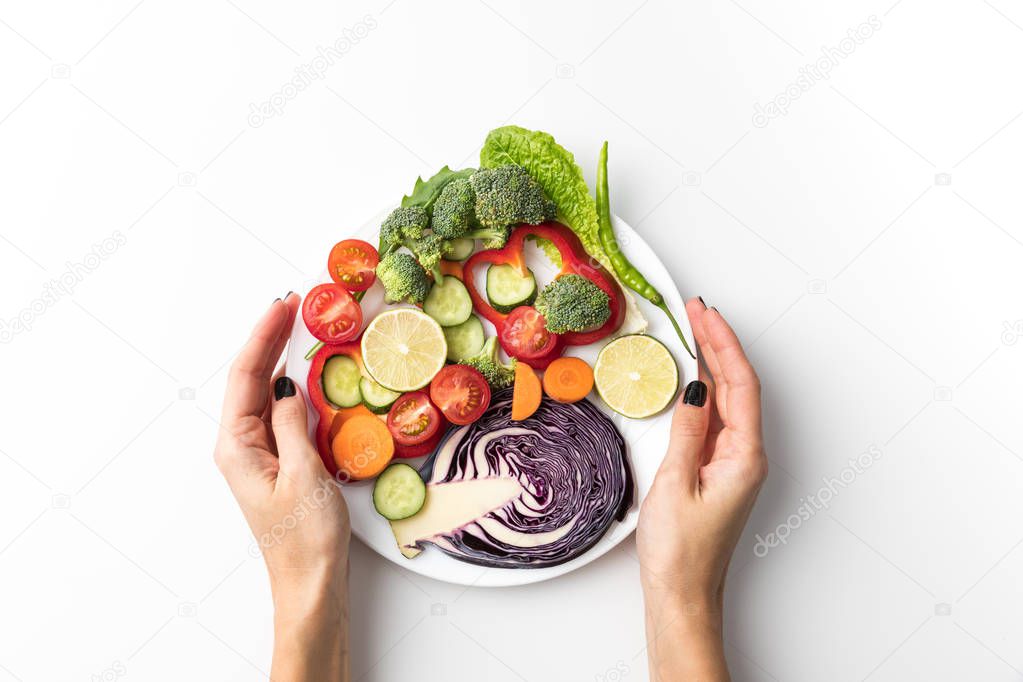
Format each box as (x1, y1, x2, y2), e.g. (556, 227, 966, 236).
(214, 294, 351, 681)
(636, 299, 767, 681)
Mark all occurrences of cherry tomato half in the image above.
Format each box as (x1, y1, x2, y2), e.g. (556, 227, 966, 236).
(387, 391, 443, 447)
(328, 239, 379, 292)
(430, 365, 491, 426)
(302, 283, 362, 343)
(499, 306, 560, 360)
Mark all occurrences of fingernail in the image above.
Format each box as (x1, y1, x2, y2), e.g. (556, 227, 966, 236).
(682, 380, 707, 407)
(274, 376, 296, 400)
(283, 291, 295, 300)
(698, 296, 707, 307)
(710, 306, 719, 313)
(272, 297, 281, 304)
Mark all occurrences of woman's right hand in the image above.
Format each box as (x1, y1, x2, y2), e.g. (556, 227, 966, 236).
(636, 299, 768, 681)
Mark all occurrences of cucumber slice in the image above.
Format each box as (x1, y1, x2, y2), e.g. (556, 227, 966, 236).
(486, 264, 537, 314)
(373, 463, 427, 520)
(442, 315, 485, 362)
(360, 377, 401, 414)
(444, 237, 475, 261)
(322, 355, 362, 408)
(423, 276, 473, 327)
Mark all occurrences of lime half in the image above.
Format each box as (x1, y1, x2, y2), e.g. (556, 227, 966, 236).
(593, 335, 679, 418)
(361, 308, 447, 392)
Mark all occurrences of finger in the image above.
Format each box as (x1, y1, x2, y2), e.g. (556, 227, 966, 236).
(686, 298, 722, 381)
(702, 308, 762, 439)
(262, 364, 287, 457)
(686, 299, 724, 436)
(260, 294, 299, 430)
(262, 364, 285, 424)
(222, 299, 292, 426)
(269, 376, 319, 474)
(659, 380, 710, 493)
(704, 374, 723, 434)
(260, 292, 299, 379)
(701, 378, 723, 466)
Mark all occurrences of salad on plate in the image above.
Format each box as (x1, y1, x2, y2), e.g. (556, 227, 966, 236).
(299, 126, 690, 569)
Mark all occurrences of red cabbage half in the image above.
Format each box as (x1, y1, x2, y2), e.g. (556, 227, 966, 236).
(389, 390, 633, 568)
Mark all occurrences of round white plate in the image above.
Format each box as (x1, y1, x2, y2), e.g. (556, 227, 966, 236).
(286, 208, 696, 587)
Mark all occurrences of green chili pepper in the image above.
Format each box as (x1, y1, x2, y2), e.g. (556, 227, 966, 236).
(596, 141, 695, 359)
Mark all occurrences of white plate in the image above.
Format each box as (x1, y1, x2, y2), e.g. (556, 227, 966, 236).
(285, 208, 696, 587)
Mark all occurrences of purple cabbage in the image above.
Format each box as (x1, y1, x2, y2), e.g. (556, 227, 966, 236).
(415, 390, 632, 568)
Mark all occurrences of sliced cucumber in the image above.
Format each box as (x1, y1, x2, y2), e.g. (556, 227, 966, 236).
(442, 314, 485, 362)
(423, 276, 473, 327)
(444, 237, 475, 261)
(486, 264, 537, 313)
(322, 355, 362, 408)
(373, 463, 427, 520)
(360, 377, 401, 414)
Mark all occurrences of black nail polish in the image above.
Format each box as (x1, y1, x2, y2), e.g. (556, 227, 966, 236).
(698, 296, 706, 307)
(682, 380, 707, 407)
(274, 376, 296, 400)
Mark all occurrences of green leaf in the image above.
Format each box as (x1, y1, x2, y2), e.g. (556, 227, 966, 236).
(525, 234, 563, 267)
(400, 166, 474, 212)
(480, 126, 609, 270)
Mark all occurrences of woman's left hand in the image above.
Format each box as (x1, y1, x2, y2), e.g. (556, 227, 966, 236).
(213, 293, 350, 680)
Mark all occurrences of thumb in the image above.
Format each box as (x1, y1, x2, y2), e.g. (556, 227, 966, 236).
(660, 380, 710, 492)
(270, 376, 319, 472)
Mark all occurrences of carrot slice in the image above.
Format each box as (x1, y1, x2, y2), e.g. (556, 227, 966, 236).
(542, 357, 594, 404)
(511, 362, 543, 420)
(327, 404, 376, 441)
(439, 260, 464, 281)
(332, 414, 394, 480)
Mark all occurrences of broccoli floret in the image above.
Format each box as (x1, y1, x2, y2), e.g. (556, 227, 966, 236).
(463, 336, 516, 389)
(376, 251, 430, 304)
(428, 166, 549, 252)
(380, 206, 429, 252)
(470, 165, 555, 229)
(380, 206, 447, 280)
(534, 274, 611, 334)
(408, 233, 446, 281)
(465, 224, 512, 250)
(432, 179, 511, 248)
(431, 178, 476, 239)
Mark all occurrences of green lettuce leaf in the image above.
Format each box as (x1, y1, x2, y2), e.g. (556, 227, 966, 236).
(479, 126, 609, 270)
(401, 166, 474, 213)
(525, 234, 563, 267)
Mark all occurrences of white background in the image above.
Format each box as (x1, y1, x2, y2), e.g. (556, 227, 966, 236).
(1, 1, 1021, 680)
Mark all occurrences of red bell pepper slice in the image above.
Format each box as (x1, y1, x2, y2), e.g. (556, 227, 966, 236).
(393, 423, 446, 459)
(307, 339, 365, 477)
(463, 222, 625, 349)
